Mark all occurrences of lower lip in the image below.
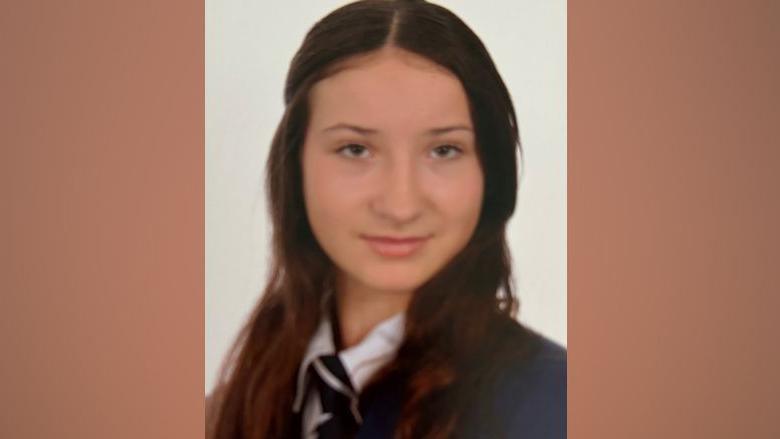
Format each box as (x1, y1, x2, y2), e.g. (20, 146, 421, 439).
(363, 237, 429, 258)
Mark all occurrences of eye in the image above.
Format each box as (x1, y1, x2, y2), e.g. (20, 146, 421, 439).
(336, 143, 371, 159)
(430, 144, 463, 160)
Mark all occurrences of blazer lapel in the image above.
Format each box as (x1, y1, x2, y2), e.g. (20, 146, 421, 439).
(355, 376, 403, 439)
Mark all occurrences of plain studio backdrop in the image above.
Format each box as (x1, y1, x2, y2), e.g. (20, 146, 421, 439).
(206, 0, 566, 393)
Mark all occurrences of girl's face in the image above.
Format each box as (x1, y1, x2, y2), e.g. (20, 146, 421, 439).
(301, 47, 484, 298)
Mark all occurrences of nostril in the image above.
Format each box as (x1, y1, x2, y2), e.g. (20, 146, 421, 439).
(370, 197, 423, 225)
(369, 162, 426, 224)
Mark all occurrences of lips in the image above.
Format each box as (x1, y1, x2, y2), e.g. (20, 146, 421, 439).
(360, 234, 431, 258)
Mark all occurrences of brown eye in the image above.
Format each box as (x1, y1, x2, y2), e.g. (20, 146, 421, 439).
(336, 143, 370, 159)
(431, 144, 463, 159)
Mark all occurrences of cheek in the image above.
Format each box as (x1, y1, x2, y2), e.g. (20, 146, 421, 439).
(430, 164, 484, 227)
(302, 149, 361, 235)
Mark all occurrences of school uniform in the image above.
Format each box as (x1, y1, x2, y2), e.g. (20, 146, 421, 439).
(294, 313, 567, 439)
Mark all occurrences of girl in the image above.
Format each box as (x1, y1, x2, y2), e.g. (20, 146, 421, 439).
(207, 1, 566, 438)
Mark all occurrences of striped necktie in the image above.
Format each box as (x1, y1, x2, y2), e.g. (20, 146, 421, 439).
(309, 354, 362, 438)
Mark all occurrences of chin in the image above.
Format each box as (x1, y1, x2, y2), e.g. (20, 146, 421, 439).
(358, 270, 430, 295)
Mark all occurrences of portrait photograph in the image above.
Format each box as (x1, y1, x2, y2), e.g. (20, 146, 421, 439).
(205, 1, 566, 437)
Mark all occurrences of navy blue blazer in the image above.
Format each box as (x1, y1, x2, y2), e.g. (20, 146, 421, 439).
(355, 330, 567, 439)
(206, 327, 566, 438)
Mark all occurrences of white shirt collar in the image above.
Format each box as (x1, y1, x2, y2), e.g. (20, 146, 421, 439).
(292, 312, 405, 412)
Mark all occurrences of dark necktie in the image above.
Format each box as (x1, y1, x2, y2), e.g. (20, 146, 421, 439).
(309, 354, 362, 438)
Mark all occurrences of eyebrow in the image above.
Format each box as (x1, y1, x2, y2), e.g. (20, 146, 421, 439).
(321, 123, 473, 136)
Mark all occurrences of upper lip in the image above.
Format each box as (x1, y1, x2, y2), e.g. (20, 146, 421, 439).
(360, 234, 431, 243)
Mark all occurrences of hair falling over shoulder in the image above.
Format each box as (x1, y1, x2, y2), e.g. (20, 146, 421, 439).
(207, 1, 531, 437)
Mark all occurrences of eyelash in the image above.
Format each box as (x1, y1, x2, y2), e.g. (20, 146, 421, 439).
(431, 144, 464, 159)
(335, 143, 464, 160)
(337, 143, 371, 159)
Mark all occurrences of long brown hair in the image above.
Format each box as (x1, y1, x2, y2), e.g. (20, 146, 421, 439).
(208, 1, 530, 437)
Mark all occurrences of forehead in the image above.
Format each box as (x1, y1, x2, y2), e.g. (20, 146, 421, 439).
(307, 48, 472, 135)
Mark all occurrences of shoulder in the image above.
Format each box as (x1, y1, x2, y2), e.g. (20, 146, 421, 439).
(492, 323, 567, 438)
(462, 319, 566, 438)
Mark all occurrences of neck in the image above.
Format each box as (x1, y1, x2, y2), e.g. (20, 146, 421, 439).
(334, 276, 411, 349)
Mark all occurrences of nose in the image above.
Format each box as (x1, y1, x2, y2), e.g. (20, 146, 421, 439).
(370, 156, 424, 226)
